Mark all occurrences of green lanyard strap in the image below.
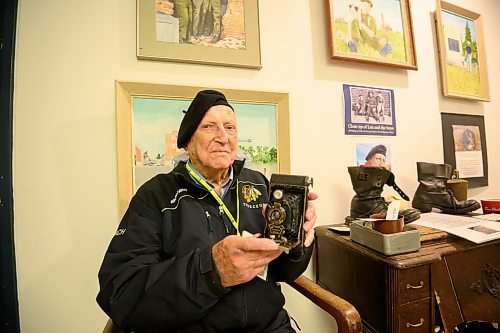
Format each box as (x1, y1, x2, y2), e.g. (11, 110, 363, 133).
(186, 163, 240, 236)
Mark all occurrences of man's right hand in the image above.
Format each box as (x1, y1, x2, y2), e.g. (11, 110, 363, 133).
(211, 235, 282, 287)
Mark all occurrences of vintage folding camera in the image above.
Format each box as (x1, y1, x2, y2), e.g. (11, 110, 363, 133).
(264, 174, 313, 255)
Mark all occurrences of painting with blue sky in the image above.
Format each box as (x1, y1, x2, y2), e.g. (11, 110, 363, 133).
(132, 96, 278, 188)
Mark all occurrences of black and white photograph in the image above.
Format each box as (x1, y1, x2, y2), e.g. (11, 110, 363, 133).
(343, 84, 396, 136)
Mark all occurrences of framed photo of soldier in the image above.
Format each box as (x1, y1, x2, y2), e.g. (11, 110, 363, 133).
(325, 0, 417, 69)
(435, 1, 490, 101)
(137, 0, 261, 68)
(115, 81, 290, 216)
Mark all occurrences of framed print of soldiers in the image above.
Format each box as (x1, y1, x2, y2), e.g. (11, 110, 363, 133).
(97, 90, 318, 333)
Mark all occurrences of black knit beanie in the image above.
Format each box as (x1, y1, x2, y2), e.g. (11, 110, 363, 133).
(177, 90, 234, 148)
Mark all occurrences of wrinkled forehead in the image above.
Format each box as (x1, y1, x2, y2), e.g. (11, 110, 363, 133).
(200, 105, 237, 123)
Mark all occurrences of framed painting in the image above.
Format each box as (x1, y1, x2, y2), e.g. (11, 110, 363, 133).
(441, 113, 488, 188)
(435, 1, 490, 101)
(326, 0, 417, 69)
(116, 81, 289, 216)
(137, 0, 261, 69)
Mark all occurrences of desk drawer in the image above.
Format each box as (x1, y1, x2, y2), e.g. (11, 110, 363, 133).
(398, 299, 431, 333)
(398, 266, 430, 304)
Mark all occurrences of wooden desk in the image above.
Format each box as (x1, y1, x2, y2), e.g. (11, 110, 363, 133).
(316, 225, 500, 333)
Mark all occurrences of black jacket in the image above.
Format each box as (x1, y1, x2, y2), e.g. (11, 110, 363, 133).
(97, 160, 313, 333)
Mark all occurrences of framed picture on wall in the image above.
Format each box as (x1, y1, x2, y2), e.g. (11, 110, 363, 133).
(343, 84, 396, 136)
(137, 0, 261, 68)
(325, 0, 417, 70)
(115, 81, 289, 216)
(435, 1, 490, 101)
(441, 113, 488, 188)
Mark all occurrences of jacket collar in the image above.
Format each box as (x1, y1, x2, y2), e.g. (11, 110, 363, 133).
(173, 159, 245, 190)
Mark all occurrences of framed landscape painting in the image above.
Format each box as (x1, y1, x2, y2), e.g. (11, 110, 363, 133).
(326, 0, 417, 69)
(115, 81, 289, 216)
(435, 1, 490, 101)
(137, 0, 261, 68)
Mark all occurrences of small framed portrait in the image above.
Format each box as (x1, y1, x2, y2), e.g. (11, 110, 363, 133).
(435, 1, 490, 101)
(441, 113, 488, 188)
(325, 0, 417, 69)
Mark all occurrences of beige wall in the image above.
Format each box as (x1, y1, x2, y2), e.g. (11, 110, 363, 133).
(13, 0, 500, 332)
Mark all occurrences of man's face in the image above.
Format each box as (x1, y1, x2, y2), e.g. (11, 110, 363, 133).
(367, 153, 386, 167)
(185, 105, 238, 172)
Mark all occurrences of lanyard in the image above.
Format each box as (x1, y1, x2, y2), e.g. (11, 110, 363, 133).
(186, 163, 240, 236)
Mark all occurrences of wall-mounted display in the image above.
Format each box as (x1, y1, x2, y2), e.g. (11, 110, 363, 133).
(441, 113, 488, 188)
(137, 0, 261, 68)
(343, 84, 396, 136)
(115, 81, 289, 216)
(435, 1, 490, 101)
(325, 0, 417, 70)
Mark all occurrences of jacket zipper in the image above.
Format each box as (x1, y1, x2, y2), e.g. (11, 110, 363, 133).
(205, 211, 213, 232)
(219, 206, 230, 234)
(205, 210, 216, 244)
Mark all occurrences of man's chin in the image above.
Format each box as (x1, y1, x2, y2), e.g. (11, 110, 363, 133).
(210, 157, 235, 169)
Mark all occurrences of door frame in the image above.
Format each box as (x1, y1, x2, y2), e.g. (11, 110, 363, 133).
(0, 0, 20, 331)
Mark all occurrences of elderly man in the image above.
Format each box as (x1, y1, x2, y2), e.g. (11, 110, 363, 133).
(97, 90, 317, 332)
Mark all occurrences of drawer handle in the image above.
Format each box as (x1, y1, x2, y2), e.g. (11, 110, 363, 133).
(406, 318, 424, 328)
(406, 281, 424, 289)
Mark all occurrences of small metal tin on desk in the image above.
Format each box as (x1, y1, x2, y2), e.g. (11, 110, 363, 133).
(349, 220, 421, 255)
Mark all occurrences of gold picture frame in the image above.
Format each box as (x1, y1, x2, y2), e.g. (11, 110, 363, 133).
(137, 0, 261, 69)
(116, 81, 290, 216)
(435, 1, 490, 101)
(325, 0, 417, 70)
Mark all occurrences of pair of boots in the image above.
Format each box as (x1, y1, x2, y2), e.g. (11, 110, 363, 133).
(346, 166, 420, 224)
(347, 162, 480, 222)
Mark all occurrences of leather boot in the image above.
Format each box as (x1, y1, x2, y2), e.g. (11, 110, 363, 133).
(346, 166, 420, 224)
(412, 162, 480, 214)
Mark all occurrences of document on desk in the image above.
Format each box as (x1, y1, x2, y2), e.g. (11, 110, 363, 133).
(410, 212, 500, 243)
(470, 213, 500, 222)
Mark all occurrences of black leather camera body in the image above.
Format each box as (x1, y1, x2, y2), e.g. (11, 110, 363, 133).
(264, 174, 313, 255)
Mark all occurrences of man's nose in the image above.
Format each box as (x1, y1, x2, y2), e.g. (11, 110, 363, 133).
(214, 125, 229, 143)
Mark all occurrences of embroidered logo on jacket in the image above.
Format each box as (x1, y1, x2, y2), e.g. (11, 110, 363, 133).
(242, 184, 262, 203)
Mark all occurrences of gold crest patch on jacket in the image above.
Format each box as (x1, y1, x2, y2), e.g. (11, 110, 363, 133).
(242, 184, 262, 203)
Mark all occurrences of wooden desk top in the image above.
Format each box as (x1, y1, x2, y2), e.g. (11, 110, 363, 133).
(316, 224, 500, 270)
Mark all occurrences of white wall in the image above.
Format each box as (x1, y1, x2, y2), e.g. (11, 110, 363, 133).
(13, 0, 500, 332)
